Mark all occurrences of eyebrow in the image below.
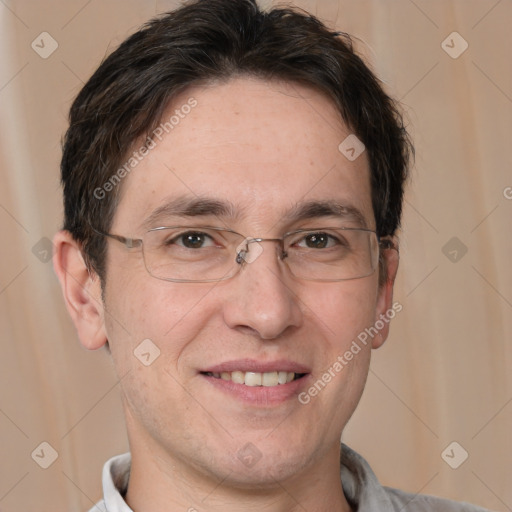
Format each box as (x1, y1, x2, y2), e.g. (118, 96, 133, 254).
(283, 200, 369, 229)
(140, 196, 369, 230)
(140, 196, 240, 230)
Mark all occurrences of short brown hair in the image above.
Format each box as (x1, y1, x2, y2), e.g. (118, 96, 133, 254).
(60, 0, 412, 283)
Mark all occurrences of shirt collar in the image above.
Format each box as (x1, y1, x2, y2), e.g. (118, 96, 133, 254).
(340, 443, 395, 510)
(100, 452, 133, 512)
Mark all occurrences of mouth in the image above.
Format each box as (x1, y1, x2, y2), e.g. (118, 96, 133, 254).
(199, 360, 311, 405)
(201, 371, 307, 387)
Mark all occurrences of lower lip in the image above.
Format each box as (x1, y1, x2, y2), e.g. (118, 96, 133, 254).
(201, 374, 311, 405)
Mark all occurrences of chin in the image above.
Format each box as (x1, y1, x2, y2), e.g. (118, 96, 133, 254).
(199, 434, 323, 489)
(215, 452, 312, 489)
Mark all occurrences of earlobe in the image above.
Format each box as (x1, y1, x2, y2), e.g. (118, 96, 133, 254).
(53, 230, 108, 350)
(372, 239, 399, 349)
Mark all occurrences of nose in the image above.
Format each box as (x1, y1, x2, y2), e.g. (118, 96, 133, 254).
(222, 241, 303, 339)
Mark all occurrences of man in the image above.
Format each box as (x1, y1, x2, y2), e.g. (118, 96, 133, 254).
(53, 0, 492, 510)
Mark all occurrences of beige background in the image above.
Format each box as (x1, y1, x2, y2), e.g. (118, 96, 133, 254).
(0, 0, 511, 510)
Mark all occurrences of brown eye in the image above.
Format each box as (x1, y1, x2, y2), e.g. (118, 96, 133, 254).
(166, 231, 215, 249)
(181, 232, 207, 248)
(304, 233, 330, 249)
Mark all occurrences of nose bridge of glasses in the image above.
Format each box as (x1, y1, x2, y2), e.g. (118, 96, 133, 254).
(235, 236, 286, 265)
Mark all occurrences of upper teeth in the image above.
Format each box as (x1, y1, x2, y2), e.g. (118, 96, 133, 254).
(209, 371, 296, 386)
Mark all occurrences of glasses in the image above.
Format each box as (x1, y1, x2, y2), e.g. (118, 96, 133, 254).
(93, 225, 390, 283)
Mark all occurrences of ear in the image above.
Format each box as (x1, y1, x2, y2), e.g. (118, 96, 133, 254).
(372, 238, 399, 349)
(53, 230, 108, 350)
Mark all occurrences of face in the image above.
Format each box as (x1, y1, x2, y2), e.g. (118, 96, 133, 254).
(77, 77, 396, 486)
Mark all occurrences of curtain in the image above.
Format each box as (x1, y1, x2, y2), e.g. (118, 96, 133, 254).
(0, 1, 510, 510)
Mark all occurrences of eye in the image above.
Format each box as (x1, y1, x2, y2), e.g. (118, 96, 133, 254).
(171, 231, 216, 249)
(297, 232, 339, 249)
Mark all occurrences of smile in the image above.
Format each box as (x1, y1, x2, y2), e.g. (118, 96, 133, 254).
(202, 371, 306, 386)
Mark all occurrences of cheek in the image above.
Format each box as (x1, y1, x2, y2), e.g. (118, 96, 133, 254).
(102, 270, 219, 374)
(310, 282, 378, 403)
(307, 279, 379, 346)
(102, 276, 220, 441)
(294, 282, 378, 441)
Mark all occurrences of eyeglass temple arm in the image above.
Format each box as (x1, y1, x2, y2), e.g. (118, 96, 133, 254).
(90, 226, 142, 249)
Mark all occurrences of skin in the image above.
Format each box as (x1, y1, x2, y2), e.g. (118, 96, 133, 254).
(54, 77, 398, 512)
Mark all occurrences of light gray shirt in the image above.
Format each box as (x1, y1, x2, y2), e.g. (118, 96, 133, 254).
(88, 444, 493, 511)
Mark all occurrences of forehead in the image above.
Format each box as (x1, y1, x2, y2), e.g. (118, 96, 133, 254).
(113, 76, 374, 232)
